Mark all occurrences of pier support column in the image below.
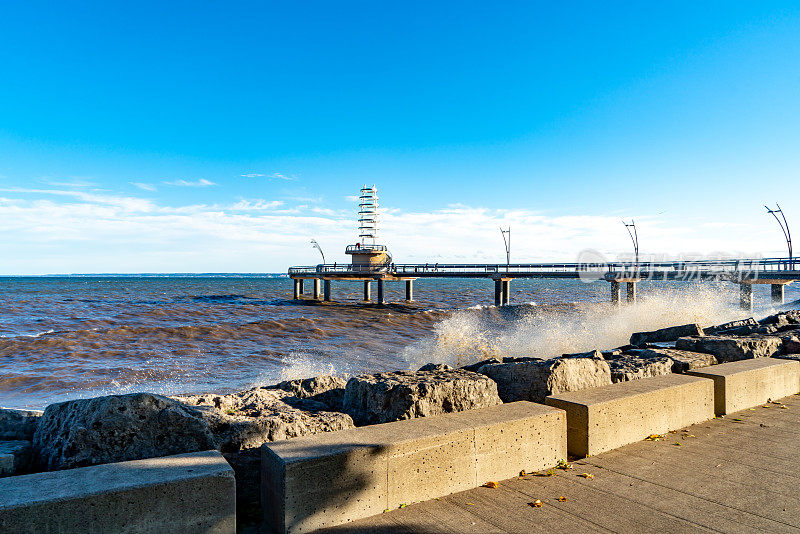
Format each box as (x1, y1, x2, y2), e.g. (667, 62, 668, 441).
(377, 279, 385, 305)
(772, 284, 785, 306)
(405, 280, 414, 302)
(610, 281, 621, 306)
(494, 280, 502, 306)
(740, 283, 753, 311)
(312, 279, 321, 301)
(323, 280, 332, 302)
(626, 281, 637, 304)
(363, 281, 372, 302)
(293, 279, 301, 300)
(298, 279, 304, 295)
(502, 280, 511, 306)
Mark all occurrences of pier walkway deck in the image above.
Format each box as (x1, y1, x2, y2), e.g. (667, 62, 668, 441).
(288, 258, 800, 309)
(321, 392, 800, 534)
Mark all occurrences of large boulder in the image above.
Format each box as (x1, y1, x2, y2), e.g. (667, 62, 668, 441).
(675, 335, 783, 362)
(272, 375, 347, 411)
(33, 393, 217, 471)
(174, 387, 354, 451)
(630, 324, 704, 347)
(759, 311, 800, 327)
(175, 386, 354, 527)
(632, 348, 718, 372)
(0, 408, 42, 440)
(342, 369, 502, 426)
(478, 356, 612, 403)
(705, 318, 757, 336)
(606, 355, 674, 383)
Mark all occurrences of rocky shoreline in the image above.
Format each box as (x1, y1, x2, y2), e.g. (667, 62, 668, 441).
(2, 308, 799, 530)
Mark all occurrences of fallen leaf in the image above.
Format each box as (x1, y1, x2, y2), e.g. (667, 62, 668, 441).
(762, 405, 771, 408)
(686, 434, 696, 438)
(528, 500, 543, 508)
(466, 503, 475, 506)
(557, 496, 568, 502)
(556, 459, 572, 470)
(780, 406, 789, 409)
(536, 469, 556, 477)
(578, 473, 595, 479)
(519, 470, 526, 477)
(674, 442, 682, 446)
(645, 434, 661, 441)
(732, 418, 742, 421)
(383, 509, 390, 513)
(399, 504, 407, 509)
(484, 481, 499, 489)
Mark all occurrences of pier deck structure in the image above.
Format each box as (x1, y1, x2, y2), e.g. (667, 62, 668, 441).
(288, 257, 800, 310)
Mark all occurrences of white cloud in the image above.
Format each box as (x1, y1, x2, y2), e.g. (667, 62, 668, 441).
(0, 187, 788, 274)
(230, 199, 284, 210)
(164, 179, 216, 187)
(241, 172, 297, 181)
(131, 182, 157, 192)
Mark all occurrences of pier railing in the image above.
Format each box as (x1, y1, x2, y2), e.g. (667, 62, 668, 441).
(288, 257, 800, 280)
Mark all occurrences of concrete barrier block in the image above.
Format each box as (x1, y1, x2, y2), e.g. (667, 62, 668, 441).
(262, 401, 565, 534)
(0, 450, 236, 533)
(545, 374, 714, 458)
(0, 440, 31, 477)
(686, 358, 800, 415)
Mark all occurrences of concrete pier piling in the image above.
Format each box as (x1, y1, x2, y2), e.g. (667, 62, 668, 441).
(312, 279, 321, 301)
(377, 279, 385, 305)
(405, 279, 414, 302)
(610, 280, 621, 306)
(772, 283, 785, 305)
(298, 279, 304, 295)
(494, 280, 502, 306)
(293, 279, 301, 300)
(363, 280, 372, 302)
(740, 283, 753, 311)
(323, 279, 332, 302)
(502, 279, 511, 306)
(626, 281, 637, 303)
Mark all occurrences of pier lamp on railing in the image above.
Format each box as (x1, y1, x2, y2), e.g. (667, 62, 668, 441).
(623, 220, 639, 272)
(499, 227, 511, 271)
(765, 203, 793, 263)
(310, 239, 326, 265)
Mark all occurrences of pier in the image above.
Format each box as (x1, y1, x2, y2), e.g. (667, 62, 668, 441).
(288, 258, 800, 310)
(291, 186, 799, 310)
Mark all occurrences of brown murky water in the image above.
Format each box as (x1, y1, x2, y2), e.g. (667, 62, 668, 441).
(0, 276, 793, 409)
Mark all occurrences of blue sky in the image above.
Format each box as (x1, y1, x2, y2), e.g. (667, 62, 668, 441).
(0, 2, 798, 273)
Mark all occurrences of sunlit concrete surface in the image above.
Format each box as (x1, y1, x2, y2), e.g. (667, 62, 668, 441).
(321, 393, 800, 533)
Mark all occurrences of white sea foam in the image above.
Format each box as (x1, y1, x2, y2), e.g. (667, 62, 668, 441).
(400, 284, 750, 370)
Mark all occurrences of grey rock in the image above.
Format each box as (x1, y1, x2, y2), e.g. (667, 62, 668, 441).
(478, 357, 612, 403)
(342, 369, 502, 426)
(675, 335, 783, 362)
(633, 348, 718, 372)
(562, 350, 605, 360)
(779, 332, 800, 355)
(630, 324, 704, 347)
(273, 375, 347, 411)
(0, 408, 42, 440)
(606, 355, 674, 383)
(706, 318, 758, 335)
(418, 363, 453, 372)
(174, 387, 354, 451)
(759, 311, 800, 326)
(461, 358, 502, 372)
(601, 349, 624, 359)
(0, 440, 32, 477)
(33, 393, 217, 471)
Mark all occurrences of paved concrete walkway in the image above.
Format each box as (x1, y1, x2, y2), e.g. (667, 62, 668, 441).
(322, 393, 800, 533)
